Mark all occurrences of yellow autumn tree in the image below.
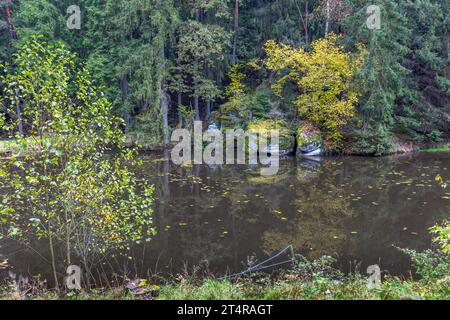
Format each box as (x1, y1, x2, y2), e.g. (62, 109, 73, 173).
(264, 33, 366, 144)
(225, 64, 247, 99)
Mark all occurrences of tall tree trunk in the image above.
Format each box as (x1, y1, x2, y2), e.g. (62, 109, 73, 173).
(194, 96, 200, 121)
(5, 1, 22, 134)
(232, 0, 239, 65)
(296, 0, 310, 46)
(121, 75, 130, 129)
(177, 92, 183, 127)
(443, 11, 449, 78)
(205, 101, 211, 120)
(11, 86, 24, 135)
(48, 228, 59, 289)
(304, 0, 309, 45)
(325, 0, 330, 36)
(5, 0, 16, 46)
(15, 102, 23, 135)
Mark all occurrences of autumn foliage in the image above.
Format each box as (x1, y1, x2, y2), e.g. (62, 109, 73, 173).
(264, 34, 367, 145)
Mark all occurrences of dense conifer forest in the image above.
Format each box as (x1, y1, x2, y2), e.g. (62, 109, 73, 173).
(1, 1, 448, 154)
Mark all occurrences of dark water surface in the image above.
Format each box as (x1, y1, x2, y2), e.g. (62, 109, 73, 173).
(1, 152, 449, 280)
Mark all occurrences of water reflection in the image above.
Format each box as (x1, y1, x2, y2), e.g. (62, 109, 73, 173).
(1, 152, 449, 279)
(138, 152, 449, 276)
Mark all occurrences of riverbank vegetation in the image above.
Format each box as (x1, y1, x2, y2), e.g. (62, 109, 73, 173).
(1, 242, 449, 300)
(0, 38, 155, 287)
(0, 0, 449, 301)
(0, 0, 449, 154)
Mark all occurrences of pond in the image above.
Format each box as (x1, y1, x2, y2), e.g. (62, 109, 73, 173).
(1, 152, 449, 281)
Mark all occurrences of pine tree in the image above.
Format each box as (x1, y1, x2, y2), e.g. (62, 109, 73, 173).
(83, 0, 177, 147)
(345, 0, 412, 155)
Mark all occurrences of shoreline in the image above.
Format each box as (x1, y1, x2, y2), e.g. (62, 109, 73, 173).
(1, 266, 448, 300)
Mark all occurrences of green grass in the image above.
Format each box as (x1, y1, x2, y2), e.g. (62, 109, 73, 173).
(0, 139, 21, 155)
(1, 275, 448, 300)
(1, 250, 449, 300)
(420, 147, 450, 153)
(0, 136, 54, 157)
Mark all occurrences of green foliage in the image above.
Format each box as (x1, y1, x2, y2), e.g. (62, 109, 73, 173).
(290, 255, 340, 280)
(0, 37, 155, 285)
(178, 105, 196, 131)
(13, 0, 64, 46)
(81, 0, 177, 147)
(2, 1, 448, 151)
(399, 248, 450, 281)
(1, 248, 449, 300)
(430, 221, 450, 254)
(220, 86, 274, 129)
(160, 279, 245, 300)
(353, 127, 394, 156)
(174, 9, 231, 121)
(346, 1, 449, 153)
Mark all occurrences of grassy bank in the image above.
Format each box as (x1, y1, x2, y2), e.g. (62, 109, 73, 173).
(420, 147, 450, 153)
(1, 253, 449, 300)
(0, 140, 20, 156)
(1, 274, 448, 300)
(0, 138, 44, 157)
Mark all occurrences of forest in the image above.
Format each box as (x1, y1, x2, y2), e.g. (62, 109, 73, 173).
(1, 0, 449, 155)
(0, 0, 449, 302)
